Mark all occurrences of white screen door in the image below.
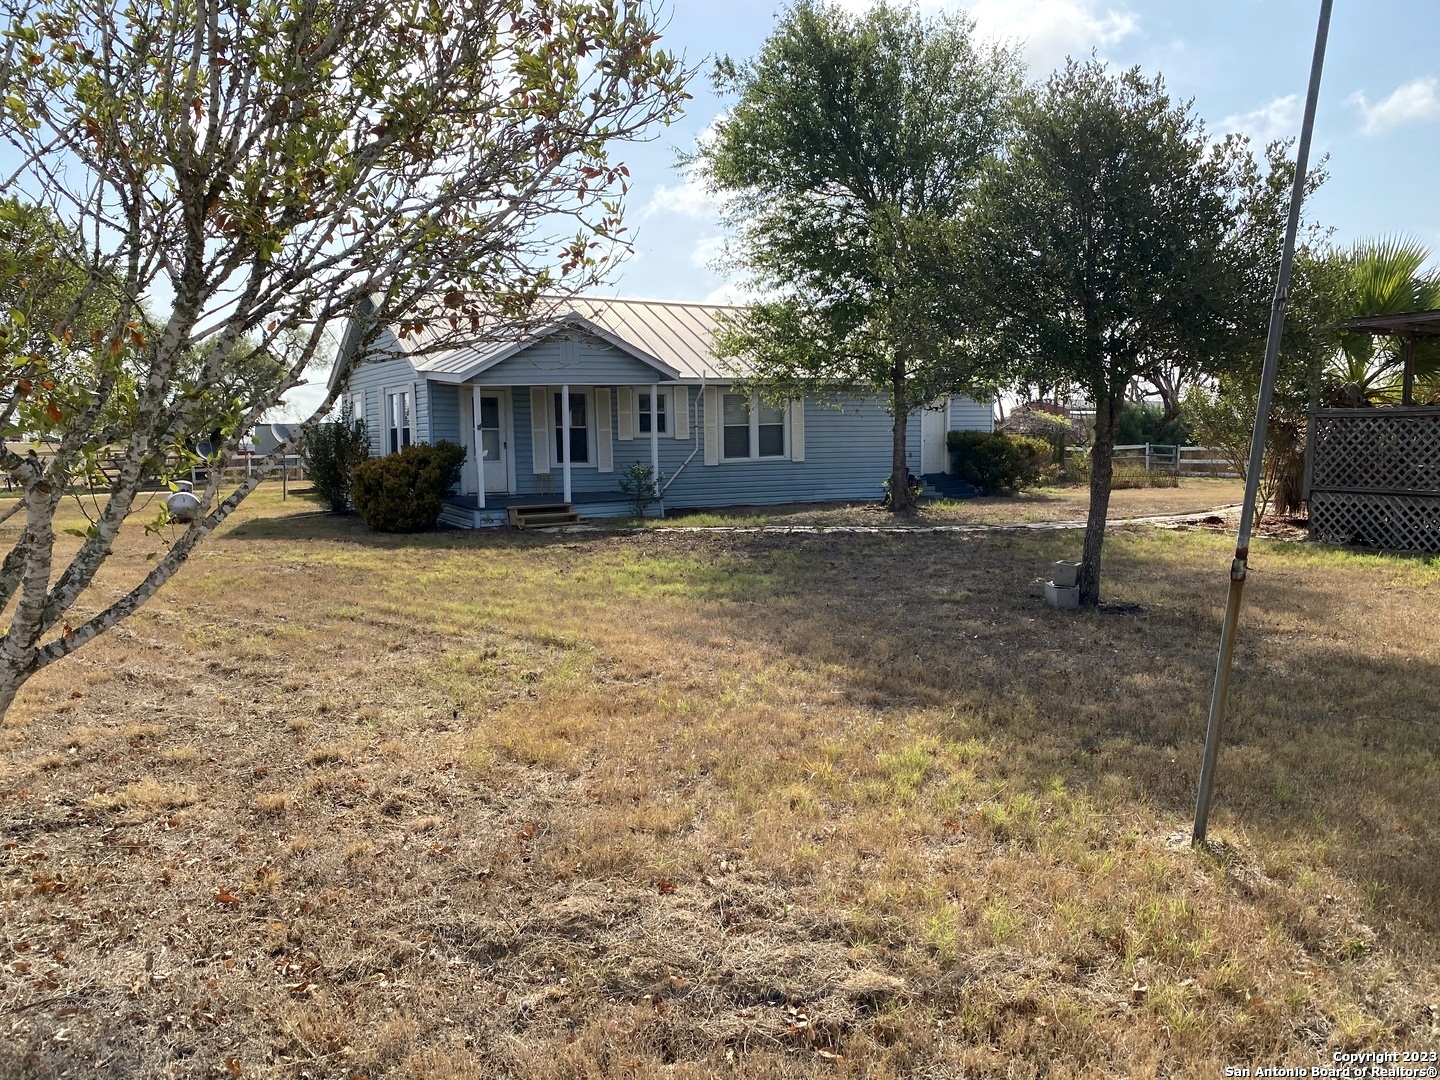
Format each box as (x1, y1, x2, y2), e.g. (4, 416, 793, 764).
(920, 399, 948, 474)
(475, 390, 509, 492)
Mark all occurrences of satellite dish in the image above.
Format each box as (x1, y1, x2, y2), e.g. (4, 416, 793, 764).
(271, 423, 293, 443)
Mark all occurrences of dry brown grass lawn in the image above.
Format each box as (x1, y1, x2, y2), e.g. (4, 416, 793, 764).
(0, 486, 1435, 1079)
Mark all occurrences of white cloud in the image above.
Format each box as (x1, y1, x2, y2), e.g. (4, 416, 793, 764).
(1217, 94, 1301, 144)
(691, 235, 726, 270)
(832, 0, 1138, 71)
(964, 0, 1138, 70)
(640, 111, 730, 222)
(702, 281, 781, 306)
(704, 283, 749, 305)
(1349, 77, 1440, 136)
(643, 168, 718, 220)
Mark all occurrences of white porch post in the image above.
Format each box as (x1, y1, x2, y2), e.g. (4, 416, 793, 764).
(561, 383, 572, 503)
(473, 387, 485, 511)
(649, 382, 659, 486)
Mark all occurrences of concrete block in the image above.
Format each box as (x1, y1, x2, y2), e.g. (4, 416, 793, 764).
(1051, 561, 1081, 588)
(1045, 581, 1080, 610)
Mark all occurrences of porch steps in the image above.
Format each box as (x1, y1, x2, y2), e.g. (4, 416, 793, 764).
(920, 473, 978, 500)
(508, 503, 581, 529)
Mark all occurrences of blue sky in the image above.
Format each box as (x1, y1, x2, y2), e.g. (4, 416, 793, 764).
(607, 0, 1440, 305)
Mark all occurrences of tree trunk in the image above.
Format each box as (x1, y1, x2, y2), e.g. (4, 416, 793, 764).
(0, 666, 26, 719)
(1080, 392, 1119, 608)
(889, 402, 915, 515)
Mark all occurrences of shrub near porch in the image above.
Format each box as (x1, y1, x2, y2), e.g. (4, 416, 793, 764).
(0, 488, 1435, 1078)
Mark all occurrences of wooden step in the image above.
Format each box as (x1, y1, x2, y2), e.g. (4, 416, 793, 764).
(508, 504, 580, 529)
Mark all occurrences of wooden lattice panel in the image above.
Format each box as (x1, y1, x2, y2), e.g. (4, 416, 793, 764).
(1310, 408, 1440, 493)
(1306, 407, 1440, 552)
(1309, 491, 1440, 552)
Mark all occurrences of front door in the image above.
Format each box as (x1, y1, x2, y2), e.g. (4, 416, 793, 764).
(920, 398, 949, 474)
(473, 388, 510, 492)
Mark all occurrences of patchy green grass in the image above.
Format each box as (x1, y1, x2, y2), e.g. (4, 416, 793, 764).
(0, 486, 1435, 1078)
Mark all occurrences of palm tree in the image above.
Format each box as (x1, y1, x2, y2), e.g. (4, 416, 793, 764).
(1326, 236, 1440, 404)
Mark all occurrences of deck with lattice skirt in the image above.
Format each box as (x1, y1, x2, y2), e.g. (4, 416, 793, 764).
(1305, 406, 1440, 552)
(1309, 491, 1440, 552)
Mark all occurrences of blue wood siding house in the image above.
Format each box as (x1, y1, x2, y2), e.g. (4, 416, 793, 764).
(330, 298, 994, 527)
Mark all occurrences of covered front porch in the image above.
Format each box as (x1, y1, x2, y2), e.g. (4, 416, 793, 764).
(422, 317, 692, 527)
(432, 365, 682, 527)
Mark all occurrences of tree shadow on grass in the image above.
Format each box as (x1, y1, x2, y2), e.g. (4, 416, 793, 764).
(218, 508, 553, 549)
(661, 525, 1440, 946)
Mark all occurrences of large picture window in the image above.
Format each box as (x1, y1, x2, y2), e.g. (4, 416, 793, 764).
(722, 391, 787, 461)
(553, 391, 590, 465)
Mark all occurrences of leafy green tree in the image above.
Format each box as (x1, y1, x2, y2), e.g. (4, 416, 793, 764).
(1182, 381, 1303, 519)
(302, 399, 369, 513)
(0, 0, 689, 714)
(0, 199, 118, 368)
(696, 1, 1021, 514)
(1115, 401, 1188, 447)
(966, 59, 1246, 606)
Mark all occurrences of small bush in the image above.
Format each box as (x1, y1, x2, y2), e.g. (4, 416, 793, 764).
(301, 400, 370, 512)
(881, 470, 922, 507)
(618, 462, 661, 517)
(947, 431, 1050, 495)
(351, 441, 467, 532)
(998, 408, 1082, 464)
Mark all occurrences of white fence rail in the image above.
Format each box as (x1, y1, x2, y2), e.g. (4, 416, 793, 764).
(188, 452, 307, 486)
(1067, 445, 1238, 477)
(1, 449, 307, 493)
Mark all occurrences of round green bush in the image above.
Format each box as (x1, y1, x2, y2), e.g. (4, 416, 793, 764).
(946, 431, 1051, 495)
(351, 441, 467, 532)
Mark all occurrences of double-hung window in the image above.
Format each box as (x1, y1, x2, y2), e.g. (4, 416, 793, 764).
(553, 391, 590, 465)
(722, 391, 787, 460)
(385, 388, 413, 454)
(637, 390, 668, 435)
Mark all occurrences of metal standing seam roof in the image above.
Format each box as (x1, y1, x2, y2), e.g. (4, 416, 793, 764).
(385, 296, 748, 381)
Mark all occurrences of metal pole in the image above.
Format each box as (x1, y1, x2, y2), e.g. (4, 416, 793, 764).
(1193, 0, 1333, 845)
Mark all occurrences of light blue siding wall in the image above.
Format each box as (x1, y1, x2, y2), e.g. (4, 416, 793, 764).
(477, 335, 671, 386)
(494, 383, 920, 506)
(949, 395, 994, 432)
(428, 382, 461, 443)
(344, 350, 428, 458)
(668, 390, 912, 509)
